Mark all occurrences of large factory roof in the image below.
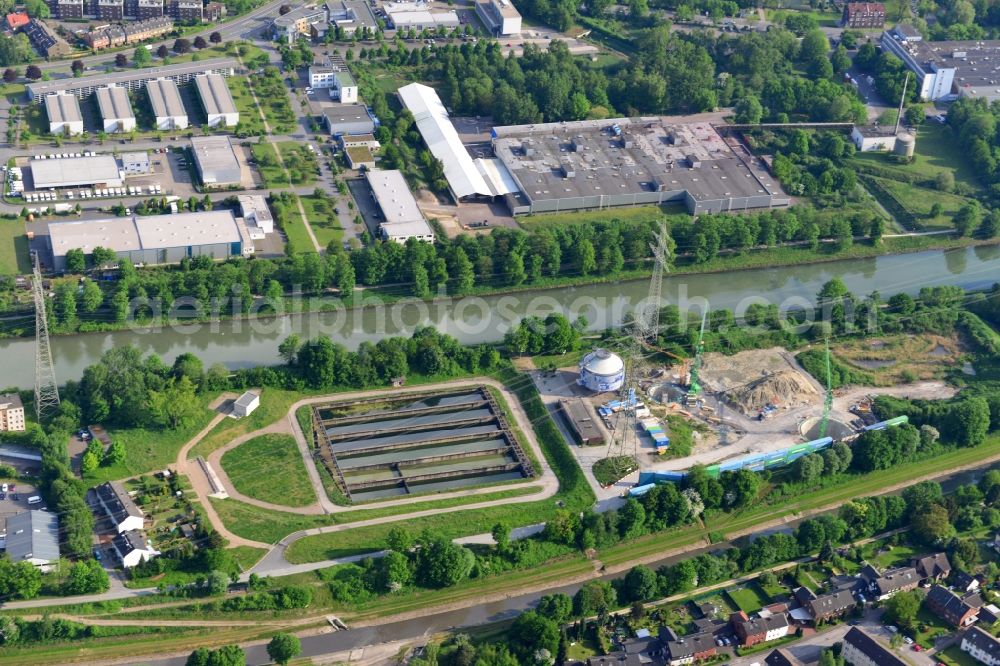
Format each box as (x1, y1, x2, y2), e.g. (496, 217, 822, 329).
(194, 73, 237, 115)
(492, 117, 780, 208)
(189, 135, 242, 185)
(26, 58, 238, 99)
(95, 85, 134, 121)
(366, 169, 424, 225)
(49, 211, 245, 257)
(146, 79, 186, 119)
(44, 92, 82, 124)
(32, 155, 121, 189)
(397, 82, 492, 199)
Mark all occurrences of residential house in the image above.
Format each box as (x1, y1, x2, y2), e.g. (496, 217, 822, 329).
(664, 632, 717, 666)
(868, 567, 919, 601)
(843, 627, 910, 666)
(980, 604, 1000, 627)
(0, 394, 26, 432)
(3, 510, 60, 571)
(842, 2, 886, 28)
(954, 570, 981, 593)
(962, 626, 1000, 666)
(766, 649, 805, 666)
(912, 553, 951, 583)
(94, 480, 145, 533)
(731, 611, 790, 647)
(925, 584, 979, 627)
(6, 12, 29, 30)
(111, 529, 158, 568)
(807, 589, 857, 623)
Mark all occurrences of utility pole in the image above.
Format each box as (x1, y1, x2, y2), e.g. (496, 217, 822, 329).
(32, 251, 60, 420)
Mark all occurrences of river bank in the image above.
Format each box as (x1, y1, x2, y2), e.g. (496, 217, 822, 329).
(1, 243, 998, 389)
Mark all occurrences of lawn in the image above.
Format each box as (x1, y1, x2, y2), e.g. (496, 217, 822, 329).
(869, 543, 919, 570)
(219, 434, 317, 508)
(227, 77, 265, 137)
(0, 218, 28, 275)
(853, 124, 983, 192)
(870, 176, 970, 230)
(248, 71, 297, 135)
(83, 399, 217, 484)
(913, 607, 953, 649)
(250, 141, 288, 188)
(939, 645, 983, 666)
(270, 193, 315, 254)
(301, 194, 343, 248)
(726, 584, 770, 613)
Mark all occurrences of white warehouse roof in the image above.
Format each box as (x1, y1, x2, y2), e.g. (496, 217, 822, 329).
(397, 82, 492, 199)
(366, 169, 424, 225)
(49, 211, 247, 257)
(32, 155, 121, 189)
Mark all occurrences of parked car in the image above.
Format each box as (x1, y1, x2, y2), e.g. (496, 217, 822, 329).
(903, 637, 913, 645)
(913, 645, 923, 652)
(1, 483, 7, 492)
(11, 494, 19, 501)
(0, 493, 6, 501)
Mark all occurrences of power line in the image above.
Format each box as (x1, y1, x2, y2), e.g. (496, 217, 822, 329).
(32, 251, 60, 421)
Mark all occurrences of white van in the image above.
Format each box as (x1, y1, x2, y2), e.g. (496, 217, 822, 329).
(27, 496, 42, 505)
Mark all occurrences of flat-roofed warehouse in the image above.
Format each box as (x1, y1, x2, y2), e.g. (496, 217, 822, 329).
(44, 92, 83, 136)
(48, 210, 254, 271)
(366, 169, 435, 243)
(95, 85, 136, 133)
(194, 73, 239, 128)
(492, 117, 789, 215)
(146, 79, 188, 130)
(559, 399, 604, 446)
(25, 57, 239, 101)
(190, 135, 245, 187)
(31, 154, 123, 189)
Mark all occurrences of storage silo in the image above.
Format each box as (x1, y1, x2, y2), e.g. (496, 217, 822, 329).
(893, 132, 916, 158)
(578, 349, 625, 393)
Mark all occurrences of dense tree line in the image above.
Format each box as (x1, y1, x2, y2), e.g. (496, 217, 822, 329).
(945, 97, 1000, 201)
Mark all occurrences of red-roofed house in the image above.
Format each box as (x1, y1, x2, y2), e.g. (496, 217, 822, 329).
(6, 12, 30, 30)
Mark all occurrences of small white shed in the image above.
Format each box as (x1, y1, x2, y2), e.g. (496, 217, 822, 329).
(232, 391, 260, 418)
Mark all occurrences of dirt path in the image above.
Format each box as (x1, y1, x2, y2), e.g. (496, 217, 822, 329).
(173, 400, 271, 550)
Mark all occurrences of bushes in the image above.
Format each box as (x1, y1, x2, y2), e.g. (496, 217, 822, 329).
(797, 349, 874, 388)
(220, 585, 313, 612)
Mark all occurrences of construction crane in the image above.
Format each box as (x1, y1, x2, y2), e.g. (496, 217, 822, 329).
(685, 310, 708, 405)
(604, 226, 671, 478)
(818, 340, 833, 439)
(32, 251, 60, 420)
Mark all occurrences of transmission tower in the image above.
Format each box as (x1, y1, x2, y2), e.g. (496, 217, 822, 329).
(817, 340, 833, 439)
(32, 252, 60, 420)
(685, 310, 708, 405)
(604, 226, 671, 477)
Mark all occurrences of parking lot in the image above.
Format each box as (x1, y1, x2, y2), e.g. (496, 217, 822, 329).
(0, 479, 42, 518)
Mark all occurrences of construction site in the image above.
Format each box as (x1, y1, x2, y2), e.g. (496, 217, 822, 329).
(310, 387, 535, 502)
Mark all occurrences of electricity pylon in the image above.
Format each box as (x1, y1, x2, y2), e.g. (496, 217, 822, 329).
(32, 252, 60, 420)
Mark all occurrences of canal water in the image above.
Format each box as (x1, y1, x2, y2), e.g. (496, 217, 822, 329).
(2, 245, 998, 389)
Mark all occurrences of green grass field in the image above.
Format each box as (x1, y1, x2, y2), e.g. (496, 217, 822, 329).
(300, 194, 343, 248)
(220, 434, 316, 508)
(873, 177, 970, 229)
(726, 584, 770, 613)
(0, 219, 28, 275)
(273, 194, 317, 254)
(227, 77, 265, 136)
(853, 124, 982, 192)
(516, 204, 683, 231)
(276, 142, 318, 186)
(250, 141, 288, 188)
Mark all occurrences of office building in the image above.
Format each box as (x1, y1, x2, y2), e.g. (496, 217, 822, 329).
(0, 394, 26, 432)
(476, 0, 521, 36)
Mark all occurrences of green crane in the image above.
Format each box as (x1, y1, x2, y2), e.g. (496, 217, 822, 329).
(818, 340, 833, 439)
(685, 310, 708, 404)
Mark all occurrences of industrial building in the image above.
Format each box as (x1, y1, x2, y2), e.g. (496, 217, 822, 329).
(26, 58, 238, 101)
(398, 83, 498, 200)
(476, 0, 521, 36)
(48, 210, 254, 270)
(492, 117, 787, 215)
(366, 169, 434, 243)
(121, 152, 151, 175)
(44, 92, 84, 136)
(578, 349, 625, 393)
(189, 135, 244, 187)
(323, 104, 376, 135)
(95, 85, 136, 133)
(272, 3, 329, 41)
(558, 399, 603, 446)
(31, 154, 124, 190)
(194, 73, 239, 127)
(146, 78, 188, 130)
(237, 195, 274, 240)
(328, 0, 378, 33)
(3, 511, 60, 571)
(384, 1, 459, 30)
(851, 125, 901, 152)
(881, 24, 1000, 101)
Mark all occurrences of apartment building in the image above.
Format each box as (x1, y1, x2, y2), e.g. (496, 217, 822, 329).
(0, 394, 25, 432)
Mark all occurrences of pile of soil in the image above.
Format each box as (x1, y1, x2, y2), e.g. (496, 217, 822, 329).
(729, 369, 819, 414)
